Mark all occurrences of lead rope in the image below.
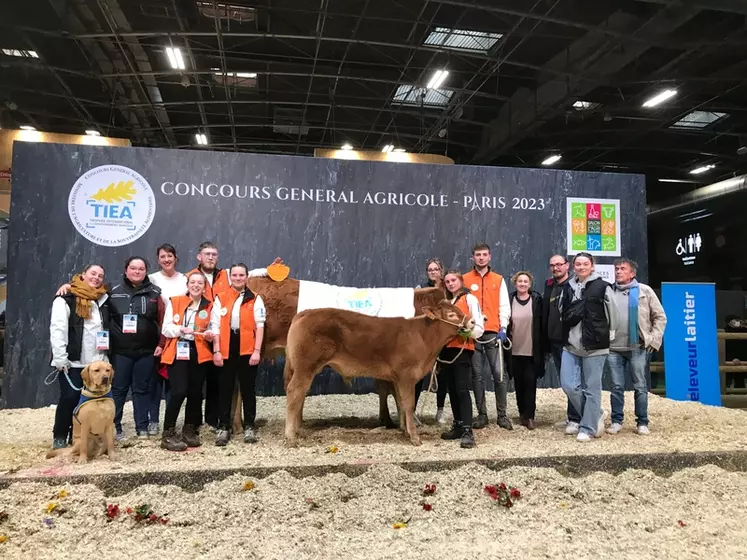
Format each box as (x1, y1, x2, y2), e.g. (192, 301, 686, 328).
(44, 369, 82, 391)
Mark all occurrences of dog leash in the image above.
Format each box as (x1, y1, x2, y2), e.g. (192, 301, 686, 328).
(44, 369, 83, 391)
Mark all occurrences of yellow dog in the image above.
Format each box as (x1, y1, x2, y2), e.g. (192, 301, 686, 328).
(46, 361, 116, 464)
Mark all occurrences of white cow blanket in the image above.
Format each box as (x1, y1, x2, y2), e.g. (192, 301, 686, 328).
(297, 280, 415, 318)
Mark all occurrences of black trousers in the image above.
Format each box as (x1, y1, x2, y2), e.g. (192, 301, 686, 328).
(438, 348, 474, 427)
(52, 367, 83, 441)
(204, 362, 221, 427)
(512, 355, 537, 420)
(218, 331, 258, 430)
(164, 342, 209, 431)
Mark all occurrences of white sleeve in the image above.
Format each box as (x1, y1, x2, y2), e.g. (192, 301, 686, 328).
(467, 294, 485, 340)
(161, 300, 182, 338)
(499, 277, 511, 330)
(209, 296, 222, 333)
(247, 268, 268, 278)
(50, 297, 70, 369)
(254, 295, 266, 327)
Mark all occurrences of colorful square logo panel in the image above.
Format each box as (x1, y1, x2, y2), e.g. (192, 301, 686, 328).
(566, 197, 621, 256)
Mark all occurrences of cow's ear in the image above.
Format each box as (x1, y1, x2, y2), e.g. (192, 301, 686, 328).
(422, 306, 437, 320)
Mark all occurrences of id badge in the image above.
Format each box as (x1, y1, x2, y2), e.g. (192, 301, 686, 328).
(123, 314, 138, 334)
(95, 330, 110, 351)
(176, 341, 190, 360)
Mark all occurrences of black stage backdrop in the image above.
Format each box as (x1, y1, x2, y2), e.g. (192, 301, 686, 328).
(3, 142, 646, 408)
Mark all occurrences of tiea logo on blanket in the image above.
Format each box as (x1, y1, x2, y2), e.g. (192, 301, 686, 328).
(68, 165, 156, 247)
(336, 289, 382, 316)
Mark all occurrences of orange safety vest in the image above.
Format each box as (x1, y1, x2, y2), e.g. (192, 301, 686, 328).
(216, 288, 257, 357)
(462, 267, 504, 332)
(161, 295, 214, 365)
(185, 267, 230, 302)
(446, 294, 475, 351)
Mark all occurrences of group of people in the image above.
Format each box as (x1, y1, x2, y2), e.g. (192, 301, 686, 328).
(49, 242, 276, 452)
(48, 239, 667, 454)
(417, 244, 667, 447)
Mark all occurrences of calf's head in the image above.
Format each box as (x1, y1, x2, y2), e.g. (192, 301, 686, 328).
(422, 300, 474, 330)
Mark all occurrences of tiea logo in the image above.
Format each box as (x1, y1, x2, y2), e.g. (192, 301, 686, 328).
(68, 165, 156, 247)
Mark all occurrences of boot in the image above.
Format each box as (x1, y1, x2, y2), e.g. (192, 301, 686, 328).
(161, 428, 187, 452)
(181, 424, 201, 447)
(441, 421, 463, 440)
(497, 415, 513, 430)
(460, 427, 476, 449)
(473, 413, 488, 429)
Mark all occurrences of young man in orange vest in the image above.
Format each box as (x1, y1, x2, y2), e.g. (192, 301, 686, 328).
(210, 263, 266, 446)
(462, 243, 512, 430)
(185, 241, 279, 430)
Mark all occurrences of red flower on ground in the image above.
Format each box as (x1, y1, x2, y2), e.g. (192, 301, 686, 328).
(423, 503, 433, 511)
(510, 488, 521, 499)
(423, 483, 437, 495)
(499, 482, 507, 491)
(105, 504, 120, 520)
(678, 520, 687, 527)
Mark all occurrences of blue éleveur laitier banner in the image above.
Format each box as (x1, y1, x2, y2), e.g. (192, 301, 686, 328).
(661, 282, 721, 406)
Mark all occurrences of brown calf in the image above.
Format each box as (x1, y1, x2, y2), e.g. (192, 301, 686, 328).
(282, 299, 473, 446)
(229, 277, 444, 432)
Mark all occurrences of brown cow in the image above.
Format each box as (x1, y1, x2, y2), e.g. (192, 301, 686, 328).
(282, 299, 473, 446)
(232, 277, 444, 432)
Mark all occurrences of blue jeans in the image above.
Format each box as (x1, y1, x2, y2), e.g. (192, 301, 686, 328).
(113, 354, 155, 434)
(148, 369, 171, 426)
(608, 349, 649, 427)
(551, 343, 581, 423)
(560, 350, 607, 436)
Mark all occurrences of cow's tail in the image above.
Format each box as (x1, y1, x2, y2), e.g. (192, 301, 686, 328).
(283, 325, 296, 392)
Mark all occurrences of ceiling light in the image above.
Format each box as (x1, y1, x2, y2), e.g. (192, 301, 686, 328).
(85, 130, 100, 137)
(427, 69, 449, 90)
(573, 101, 600, 110)
(166, 46, 185, 70)
(541, 154, 561, 166)
(195, 132, 208, 146)
(689, 164, 716, 175)
(2, 49, 38, 58)
(393, 148, 406, 153)
(382, 144, 394, 153)
(20, 125, 36, 131)
(658, 178, 700, 184)
(341, 143, 353, 150)
(642, 89, 677, 108)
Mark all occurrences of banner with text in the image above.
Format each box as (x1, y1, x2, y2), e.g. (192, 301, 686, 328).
(661, 282, 721, 406)
(4, 143, 648, 407)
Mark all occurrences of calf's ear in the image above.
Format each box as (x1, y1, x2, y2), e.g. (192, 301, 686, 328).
(422, 306, 437, 320)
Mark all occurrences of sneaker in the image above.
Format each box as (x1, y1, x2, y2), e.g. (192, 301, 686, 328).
(606, 422, 623, 435)
(115, 430, 126, 441)
(136, 432, 149, 440)
(208, 424, 219, 434)
(637, 425, 650, 436)
(595, 409, 608, 438)
(243, 427, 258, 444)
(435, 408, 447, 425)
(565, 422, 580, 435)
(161, 429, 187, 452)
(215, 429, 230, 447)
(459, 428, 476, 449)
(473, 414, 488, 430)
(181, 425, 202, 447)
(52, 437, 68, 449)
(496, 416, 513, 431)
(576, 431, 593, 442)
(147, 422, 160, 437)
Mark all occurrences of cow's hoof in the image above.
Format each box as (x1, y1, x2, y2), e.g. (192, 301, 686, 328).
(410, 437, 422, 447)
(284, 437, 299, 448)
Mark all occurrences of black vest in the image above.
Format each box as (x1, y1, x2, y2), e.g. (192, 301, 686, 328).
(107, 277, 162, 356)
(60, 294, 110, 362)
(562, 277, 610, 351)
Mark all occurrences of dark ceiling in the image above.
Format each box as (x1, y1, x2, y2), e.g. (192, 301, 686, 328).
(2, 0, 747, 202)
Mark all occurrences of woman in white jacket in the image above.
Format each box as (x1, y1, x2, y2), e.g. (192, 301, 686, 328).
(49, 264, 110, 450)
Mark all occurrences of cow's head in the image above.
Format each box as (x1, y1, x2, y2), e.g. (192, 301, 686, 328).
(422, 300, 475, 331)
